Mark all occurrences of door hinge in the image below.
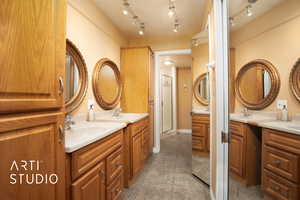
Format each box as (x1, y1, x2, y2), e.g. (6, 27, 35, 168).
(221, 131, 229, 143)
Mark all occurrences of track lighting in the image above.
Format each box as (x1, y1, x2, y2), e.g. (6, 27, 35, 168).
(246, 5, 253, 17)
(229, 17, 235, 27)
(173, 21, 179, 32)
(139, 23, 145, 35)
(168, 6, 175, 17)
(123, 1, 129, 15)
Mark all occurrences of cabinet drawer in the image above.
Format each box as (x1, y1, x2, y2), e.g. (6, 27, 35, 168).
(72, 130, 123, 180)
(264, 145, 299, 183)
(192, 136, 206, 151)
(230, 121, 244, 137)
(107, 170, 123, 200)
(107, 147, 123, 185)
(132, 118, 148, 137)
(263, 169, 299, 200)
(192, 123, 207, 137)
(192, 114, 209, 124)
(263, 128, 300, 155)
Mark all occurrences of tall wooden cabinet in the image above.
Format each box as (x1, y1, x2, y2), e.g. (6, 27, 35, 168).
(0, 1, 66, 200)
(192, 113, 210, 157)
(121, 47, 155, 150)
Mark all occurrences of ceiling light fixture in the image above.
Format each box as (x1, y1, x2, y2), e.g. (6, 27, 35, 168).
(168, 6, 175, 17)
(168, 0, 180, 33)
(164, 60, 174, 65)
(173, 19, 180, 32)
(229, 17, 235, 27)
(121, 0, 146, 36)
(246, 5, 253, 17)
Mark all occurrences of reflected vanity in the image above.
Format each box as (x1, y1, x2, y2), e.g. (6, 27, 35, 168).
(192, 72, 211, 185)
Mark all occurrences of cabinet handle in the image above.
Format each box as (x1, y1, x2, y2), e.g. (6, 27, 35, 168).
(58, 125, 65, 144)
(58, 76, 64, 96)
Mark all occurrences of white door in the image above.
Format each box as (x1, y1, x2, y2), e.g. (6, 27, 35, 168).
(162, 75, 173, 133)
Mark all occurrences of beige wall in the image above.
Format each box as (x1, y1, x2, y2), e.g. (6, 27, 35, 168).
(66, 0, 128, 115)
(231, 0, 300, 115)
(191, 43, 209, 108)
(128, 36, 192, 51)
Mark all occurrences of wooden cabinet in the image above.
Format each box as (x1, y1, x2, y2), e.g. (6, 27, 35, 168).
(121, 47, 154, 151)
(66, 130, 124, 200)
(229, 121, 261, 186)
(0, 1, 66, 199)
(72, 162, 106, 200)
(0, 0, 66, 114)
(192, 113, 210, 157)
(123, 117, 150, 187)
(262, 128, 300, 199)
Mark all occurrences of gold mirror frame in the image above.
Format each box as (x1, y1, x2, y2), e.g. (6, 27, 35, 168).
(65, 39, 88, 114)
(289, 58, 300, 103)
(193, 73, 209, 106)
(92, 58, 122, 110)
(235, 59, 280, 110)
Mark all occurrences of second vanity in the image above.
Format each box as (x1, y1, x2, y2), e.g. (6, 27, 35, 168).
(64, 112, 150, 200)
(229, 112, 300, 199)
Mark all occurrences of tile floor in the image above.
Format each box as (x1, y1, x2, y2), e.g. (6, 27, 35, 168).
(123, 133, 211, 200)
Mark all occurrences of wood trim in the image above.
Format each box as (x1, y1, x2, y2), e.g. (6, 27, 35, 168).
(92, 58, 122, 110)
(289, 58, 300, 103)
(65, 39, 88, 114)
(235, 59, 280, 110)
(193, 73, 209, 106)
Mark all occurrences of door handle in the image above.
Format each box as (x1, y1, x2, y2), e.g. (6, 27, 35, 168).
(58, 76, 64, 96)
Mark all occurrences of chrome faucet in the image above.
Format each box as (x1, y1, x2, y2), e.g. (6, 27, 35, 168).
(242, 108, 250, 117)
(65, 114, 75, 130)
(112, 108, 122, 117)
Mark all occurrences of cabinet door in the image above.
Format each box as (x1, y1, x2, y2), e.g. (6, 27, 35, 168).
(72, 162, 106, 200)
(0, 0, 66, 113)
(0, 112, 65, 200)
(149, 103, 154, 150)
(131, 133, 143, 177)
(229, 134, 245, 177)
(207, 125, 210, 153)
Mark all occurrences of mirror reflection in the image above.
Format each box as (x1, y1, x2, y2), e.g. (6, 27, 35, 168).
(198, 74, 209, 101)
(97, 64, 119, 103)
(239, 65, 271, 104)
(65, 54, 80, 103)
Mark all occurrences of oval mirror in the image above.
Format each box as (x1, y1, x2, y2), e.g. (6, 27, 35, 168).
(194, 73, 209, 106)
(92, 58, 122, 110)
(65, 39, 88, 113)
(289, 58, 300, 103)
(236, 59, 280, 110)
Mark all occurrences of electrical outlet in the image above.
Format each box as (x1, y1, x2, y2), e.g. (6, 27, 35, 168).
(277, 99, 287, 110)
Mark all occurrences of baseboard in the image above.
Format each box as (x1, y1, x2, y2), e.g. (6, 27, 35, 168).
(152, 146, 160, 154)
(177, 129, 192, 134)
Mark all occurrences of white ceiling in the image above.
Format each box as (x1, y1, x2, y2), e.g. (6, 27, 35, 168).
(160, 54, 192, 68)
(229, 0, 285, 31)
(93, 0, 206, 39)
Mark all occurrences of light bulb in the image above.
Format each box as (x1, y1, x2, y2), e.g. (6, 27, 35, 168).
(123, 9, 128, 15)
(139, 30, 144, 35)
(229, 17, 235, 26)
(173, 27, 178, 32)
(246, 5, 252, 17)
(168, 10, 175, 17)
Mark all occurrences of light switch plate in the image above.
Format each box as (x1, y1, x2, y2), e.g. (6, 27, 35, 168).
(277, 99, 287, 110)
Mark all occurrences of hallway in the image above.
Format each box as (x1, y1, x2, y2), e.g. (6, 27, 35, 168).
(123, 134, 210, 200)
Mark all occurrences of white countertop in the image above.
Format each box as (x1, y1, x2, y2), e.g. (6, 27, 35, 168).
(65, 121, 127, 153)
(192, 107, 210, 115)
(230, 113, 276, 124)
(259, 121, 300, 136)
(95, 112, 149, 124)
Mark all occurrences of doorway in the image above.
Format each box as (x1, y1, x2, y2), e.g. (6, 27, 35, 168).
(161, 74, 173, 135)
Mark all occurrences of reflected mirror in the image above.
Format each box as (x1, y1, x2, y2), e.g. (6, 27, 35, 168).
(194, 73, 210, 105)
(236, 59, 280, 110)
(290, 58, 300, 103)
(65, 39, 88, 113)
(92, 58, 122, 110)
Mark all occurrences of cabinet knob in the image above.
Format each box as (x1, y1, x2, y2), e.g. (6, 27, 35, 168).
(58, 76, 64, 96)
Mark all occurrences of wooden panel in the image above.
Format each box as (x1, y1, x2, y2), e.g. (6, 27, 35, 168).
(263, 169, 299, 200)
(192, 136, 206, 151)
(264, 145, 299, 183)
(72, 130, 123, 180)
(192, 123, 207, 137)
(121, 47, 150, 113)
(229, 48, 236, 113)
(230, 121, 245, 137)
(149, 103, 154, 150)
(72, 162, 105, 200)
(229, 134, 245, 178)
(263, 128, 300, 155)
(177, 68, 192, 129)
(132, 117, 148, 136)
(0, 112, 65, 200)
(192, 114, 210, 124)
(106, 148, 123, 185)
(107, 170, 123, 200)
(131, 133, 143, 178)
(0, 0, 66, 113)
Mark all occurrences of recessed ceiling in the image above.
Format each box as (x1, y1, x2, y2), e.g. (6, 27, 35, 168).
(93, 0, 206, 39)
(230, 0, 285, 30)
(160, 54, 192, 68)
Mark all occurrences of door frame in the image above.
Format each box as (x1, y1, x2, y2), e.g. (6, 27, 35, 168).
(153, 49, 192, 153)
(161, 74, 174, 134)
